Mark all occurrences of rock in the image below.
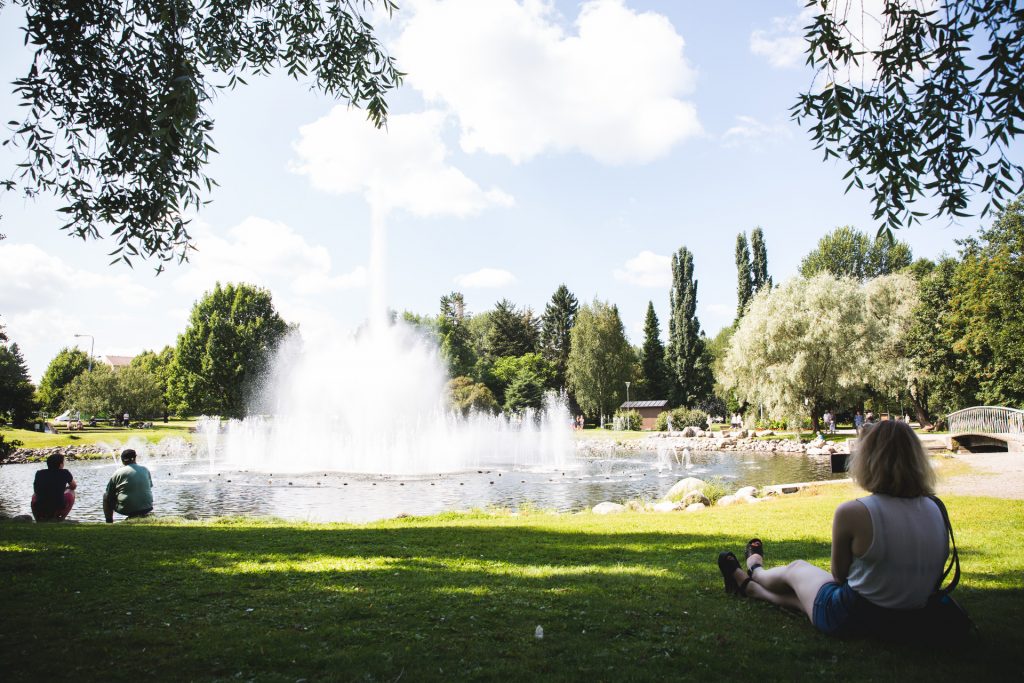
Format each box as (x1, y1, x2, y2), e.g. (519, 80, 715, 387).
(682, 426, 697, 438)
(665, 477, 706, 502)
(746, 429, 757, 438)
(650, 501, 680, 513)
(806, 447, 825, 456)
(12, 514, 34, 522)
(685, 502, 706, 513)
(592, 502, 626, 515)
(741, 495, 760, 504)
(809, 438, 826, 449)
(756, 429, 775, 437)
(734, 486, 757, 498)
(679, 490, 711, 507)
(716, 495, 738, 507)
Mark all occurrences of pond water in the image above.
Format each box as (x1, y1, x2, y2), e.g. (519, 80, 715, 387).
(0, 448, 845, 523)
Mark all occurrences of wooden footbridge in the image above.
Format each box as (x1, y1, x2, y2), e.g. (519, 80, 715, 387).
(948, 406, 1024, 453)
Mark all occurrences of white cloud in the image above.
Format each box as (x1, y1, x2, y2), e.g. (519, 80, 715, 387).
(291, 107, 514, 217)
(750, 7, 812, 69)
(454, 268, 517, 288)
(173, 217, 367, 297)
(393, 0, 701, 165)
(0, 243, 156, 313)
(722, 116, 794, 149)
(613, 251, 671, 287)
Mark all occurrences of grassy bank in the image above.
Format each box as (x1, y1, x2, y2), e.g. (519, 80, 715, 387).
(1, 419, 197, 450)
(1, 486, 1019, 681)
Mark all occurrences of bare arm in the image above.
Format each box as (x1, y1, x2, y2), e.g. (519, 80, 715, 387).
(831, 500, 871, 582)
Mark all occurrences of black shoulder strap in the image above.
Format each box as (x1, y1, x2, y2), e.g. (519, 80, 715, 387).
(929, 495, 960, 595)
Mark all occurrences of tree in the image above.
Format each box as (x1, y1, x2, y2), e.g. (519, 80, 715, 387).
(0, 341, 36, 426)
(943, 198, 1024, 407)
(446, 376, 498, 416)
(539, 284, 578, 391)
(64, 364, 120, 418)
(3, 0, 402, 267)
(168, 282, 289, 417)
(490, 353, 556, 409)
(567, 300, 634, 426)
(750, 227, 773, 293)
(800, 227, 912, 281)
(438, 292, 475, 378)
(639, 302, 669, 399)
(484, 300, 539, 360)
(130, 347, 175, 416)
(734, 233, 753, 319)
(37, 347, 91, 413)
(795, 1, 1024, 234)
(116, 366, 167, 419)
(667, 246, 713, 406)
(502, 369, 547, 415)
(721, 273, 920, 431)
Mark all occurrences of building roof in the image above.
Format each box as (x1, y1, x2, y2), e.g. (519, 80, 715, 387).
(101, 355, 134, 368)
(620, 400, 669, 409)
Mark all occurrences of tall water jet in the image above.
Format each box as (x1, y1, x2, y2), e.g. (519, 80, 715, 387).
(214, 198, 572, 474)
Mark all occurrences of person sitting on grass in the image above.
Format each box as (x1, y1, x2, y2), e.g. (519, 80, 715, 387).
(31, 453, 77, 521)
(103, 449, 153, 523)
(716, 420, 948, 638)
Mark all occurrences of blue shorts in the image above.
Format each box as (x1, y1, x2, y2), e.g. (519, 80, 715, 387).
(812, 582, 869, 637)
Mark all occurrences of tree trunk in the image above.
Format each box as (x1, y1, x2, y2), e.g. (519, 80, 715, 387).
(910, 383, 933, 428)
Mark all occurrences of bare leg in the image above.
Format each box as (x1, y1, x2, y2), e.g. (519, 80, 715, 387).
(744, 559, 833, 621)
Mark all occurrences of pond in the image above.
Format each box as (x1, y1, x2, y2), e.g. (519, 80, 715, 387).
(0, 446, 846, 523)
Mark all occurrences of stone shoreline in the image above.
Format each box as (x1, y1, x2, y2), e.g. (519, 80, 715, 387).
(585, 430, 853, 456)
(3, 441, 198, 465)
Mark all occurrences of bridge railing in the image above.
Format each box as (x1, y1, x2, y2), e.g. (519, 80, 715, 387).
(948, 406, 1024, 435)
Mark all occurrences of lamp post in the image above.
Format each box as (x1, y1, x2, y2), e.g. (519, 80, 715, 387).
(74, 334, 94, 371)
(625, 381, 631, 406)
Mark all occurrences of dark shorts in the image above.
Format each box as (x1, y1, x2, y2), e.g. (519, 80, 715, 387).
(812, 581, 869, 637)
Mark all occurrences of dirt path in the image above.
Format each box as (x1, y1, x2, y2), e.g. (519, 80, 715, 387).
(937, 451, 1024, 500)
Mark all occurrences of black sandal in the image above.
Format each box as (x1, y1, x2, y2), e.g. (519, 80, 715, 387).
(745, 538, 764, 576)
(717, 551, 747, 596)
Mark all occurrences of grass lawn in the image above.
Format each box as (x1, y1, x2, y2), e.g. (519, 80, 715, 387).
(1, 419, 197, 450)
(574, 428, 653, 441)
(1, 486, 1019, 681)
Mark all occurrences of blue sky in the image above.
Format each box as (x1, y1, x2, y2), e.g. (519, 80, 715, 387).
(0, 0, 980, 381)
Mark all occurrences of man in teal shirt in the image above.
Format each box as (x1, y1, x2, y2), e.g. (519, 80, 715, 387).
(103, 449, 153, 523)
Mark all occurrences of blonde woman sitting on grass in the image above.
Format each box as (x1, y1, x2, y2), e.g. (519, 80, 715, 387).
(716, 420, 951, 638)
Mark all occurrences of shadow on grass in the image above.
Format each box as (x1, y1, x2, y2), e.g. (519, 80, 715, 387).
(0, 521, 1020, 682)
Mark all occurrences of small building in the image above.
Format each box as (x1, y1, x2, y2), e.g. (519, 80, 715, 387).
(620, 400, 669, 430)
(100, 355, 134, 369)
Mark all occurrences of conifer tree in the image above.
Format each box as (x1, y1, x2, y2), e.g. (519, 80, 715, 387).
(640, 302, 668, 399)
(438, 292, 475, 378)
(667, 247, 713, 407)
(540, 284, 578, 391)
(735, 233, 753, 319)
(750, 227, 773, 293)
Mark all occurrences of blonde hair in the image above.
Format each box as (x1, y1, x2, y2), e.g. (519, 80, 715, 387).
(849, 420, 935, 497)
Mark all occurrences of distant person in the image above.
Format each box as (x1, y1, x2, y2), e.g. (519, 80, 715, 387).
(123, 411, 130, 428)
(31, 453, 77, 521)
(854, 411, 864, 433)
(823, 411, 833, 435)
(103, 449, 153, 523)
(865, 410, 876, 426)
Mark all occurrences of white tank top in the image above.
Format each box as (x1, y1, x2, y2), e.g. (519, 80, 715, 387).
(846, 494, 948, 609)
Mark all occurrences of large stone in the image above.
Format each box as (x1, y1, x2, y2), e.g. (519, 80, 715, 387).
(679, 490, 711, 507)
(681, 426, 697, 438)
(12, 514, 34, 522)
(592, 502, 626, 515)
(716, 495, 739, 507)
(685, 502, 706, 513)
(650, 501, 680, 513)
(755, 429, 775, 437)
(734, 486, 757, 499)
(665, 477, 706, 502)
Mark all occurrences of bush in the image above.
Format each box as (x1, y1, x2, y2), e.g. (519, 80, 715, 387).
(612, 409, 642, 431)
(655, 407, 708, 431)
(756, 418, 789, 430)
(0, 434, 23, 458)
(446, 376, 499, 416)
(701, 477, 734, 505)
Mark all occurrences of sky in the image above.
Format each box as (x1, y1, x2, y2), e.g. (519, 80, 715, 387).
(0, 0, 983, 382)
